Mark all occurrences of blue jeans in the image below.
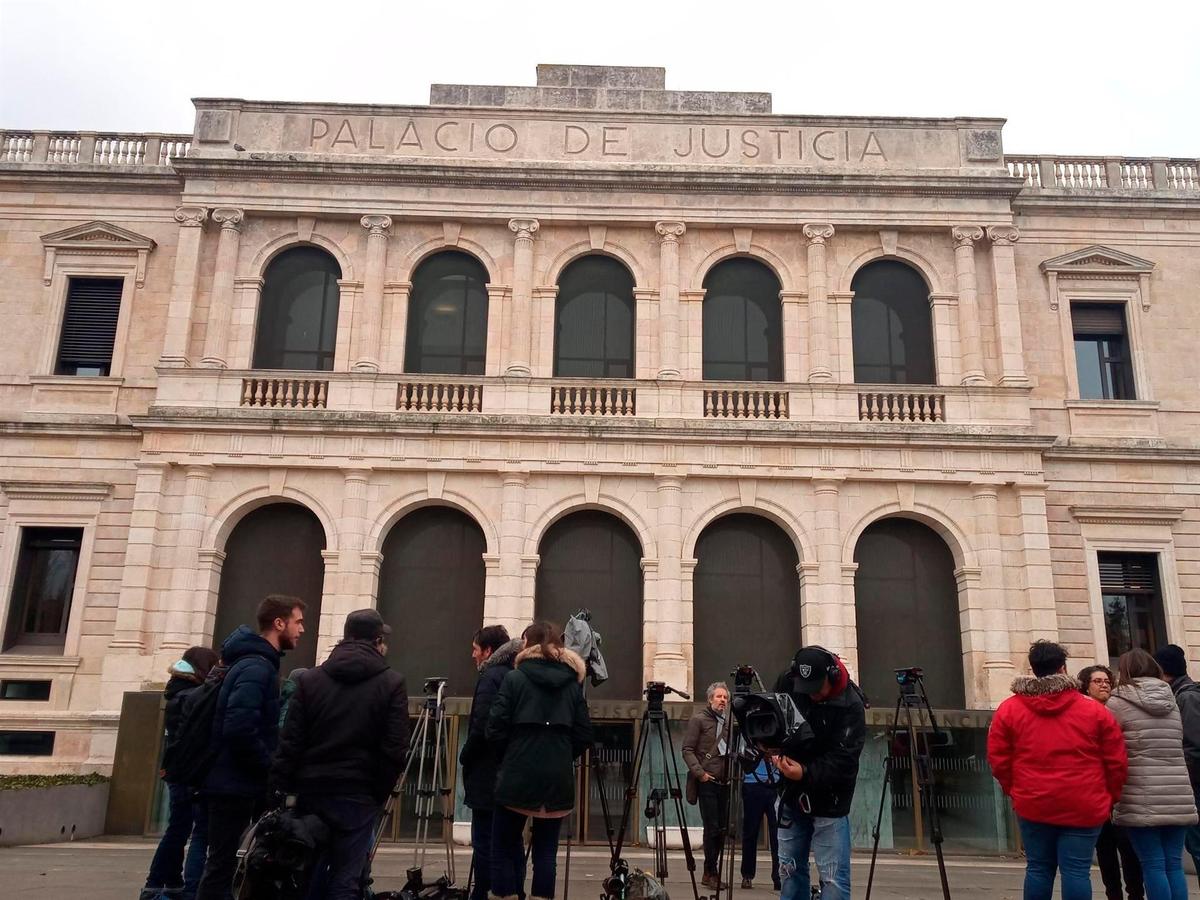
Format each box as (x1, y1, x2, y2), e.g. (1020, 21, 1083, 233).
(144, 782, 209, 899)
(777, 804, 851, 900)
(301, 794, 381, 900)
(1125, 825, 1189, 900)
(1018, 817, 1102, 900)
(491, 806, 564, 898)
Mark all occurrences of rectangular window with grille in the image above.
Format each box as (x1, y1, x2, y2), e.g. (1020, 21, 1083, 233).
(1098, 551, 1166, 661)
(1071, 303, 1135, 400)
(55, 277, 124, 376)
(3, 527, 83, 653)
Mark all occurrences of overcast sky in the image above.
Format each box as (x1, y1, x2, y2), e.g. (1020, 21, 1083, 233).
(2, 0, 1197, 157)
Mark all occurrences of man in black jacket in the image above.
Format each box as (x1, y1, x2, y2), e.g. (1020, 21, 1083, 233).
(1156, 644, 1200, 886)
(196, 594, 306, 900)
(460, 625, 521, 900)
(772, 646, 866, 900)
(271, 608, 409, 900)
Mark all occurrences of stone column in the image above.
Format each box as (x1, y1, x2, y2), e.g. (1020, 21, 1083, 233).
(928, 293, 960, 387)
(652, 475, 689, 687)
(200, 208, 244, 368)
(1016, 484, 1059, 642)
(655, 222, 685, 380)
(951, 225, 987, 385)
(803, 224, 835, 382)
(812, 478, 844, 649)
(163, 465, 212, 649)
(159, 207, 208, 366)
(498, 472, 529, 627)
(354, 215, 392, 372)
(973, 483, 1015, 705)
(506, 219, 539, 376)
(987, 226, 1029, 385)
(780, 292, 807, 382)
(339, 469, 370, 605)
(110, 461, 170, 651)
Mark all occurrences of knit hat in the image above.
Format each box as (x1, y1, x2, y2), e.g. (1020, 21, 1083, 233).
(1154, 644, 1188, 679)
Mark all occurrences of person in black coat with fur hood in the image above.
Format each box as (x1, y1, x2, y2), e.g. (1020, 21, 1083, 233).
(461, 625, 523, 900)
(487, 621, 593, 900)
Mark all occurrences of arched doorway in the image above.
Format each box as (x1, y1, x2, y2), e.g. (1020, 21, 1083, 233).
(214, 502, 326, 674)
(535, 510, 643, 700)
(692, 514, 800, 695)
(378, 506, 486, 697)
(853, 518, 965, 708)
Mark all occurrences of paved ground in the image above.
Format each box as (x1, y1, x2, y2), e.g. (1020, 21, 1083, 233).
(0, 838, 1115, 899)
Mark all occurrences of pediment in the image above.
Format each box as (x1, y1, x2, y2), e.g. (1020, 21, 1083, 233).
(1040, 245, 1155, 276)
(41, 221, 156, 251)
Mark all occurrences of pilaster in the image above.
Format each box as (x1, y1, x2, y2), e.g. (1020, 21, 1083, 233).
(354, 215, 392, 372)
(159, 206, 208, 366)
(651, 474, 688, 687)
(506, 219, 539, 376)
(803, 224, 835, 382)
(200, 208, 244, 368)
(951, 225, 987, 385)
(988, 226, 1030, 386)
(655, 222, 685, 380)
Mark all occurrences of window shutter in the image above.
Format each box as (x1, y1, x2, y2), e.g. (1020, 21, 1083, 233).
(56, 278, 123, 374)
(1098, 553, 1159, 593)
(1071, 303, 1126, 336)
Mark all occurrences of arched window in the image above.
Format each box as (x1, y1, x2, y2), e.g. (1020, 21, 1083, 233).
(535, 510, 643, 699)
(215, 503, 327, 674)
(854, 518, 965, 708)
(378, 507, 486, 696)
(405, 251, 490, 375)
(554, 255, 636, 378)
(253, 246, 341, 371)
(693, 514, 800, 694)
(851, 260, 935, 384)
(702, 259, 783, 381)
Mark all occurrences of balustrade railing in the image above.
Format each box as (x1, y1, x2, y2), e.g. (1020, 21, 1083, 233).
(703, 387, 789, 420)
(1120, 160, 1154, 189)
(0, 130, 191, 166)
(1009, 154, 1200, 193)
(550, 383, 637, 416)
(858, 390, 945, 423)
(1005, 158, 1041, 187)
(397, 380, 484, 412)
(1055, 158, 1108, 189)
(1167, 160, 1199, 190)
(241, 377, 329, 409)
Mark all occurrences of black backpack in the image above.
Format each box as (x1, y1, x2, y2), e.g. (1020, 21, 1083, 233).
(164, 667, 227, 787)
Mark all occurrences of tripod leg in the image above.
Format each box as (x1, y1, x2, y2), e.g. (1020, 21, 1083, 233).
(611, 714, 651, 869)
(906, 698, 952, 900)
(864, 694, 905, 900)
(660, 715, 703, 900)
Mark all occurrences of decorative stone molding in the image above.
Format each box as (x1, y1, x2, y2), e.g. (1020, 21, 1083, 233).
(40, 220, 157, 286)
(655, 221, 686, 242)
(508, 218, 540, 240)
(211, 207, 244, 232)
(1, 481, 112, 502)
(360, 214, 393, 235)
(951, 225, 984, 248)
(1039, 245, 1155, 310)
(987, 225, 1019, 246)
(174, 206, 208, 228)
(802, 223, 835, 244)
(1069, 506, 1184, 527)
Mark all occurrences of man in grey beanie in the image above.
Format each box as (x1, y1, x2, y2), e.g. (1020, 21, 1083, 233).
(1156, 643, 1200, 885)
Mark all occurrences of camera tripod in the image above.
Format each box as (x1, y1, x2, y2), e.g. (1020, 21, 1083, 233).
(714, 665, 767, 900)
(369, 676, 461, 900)
(864, 668, 951, 900)
(604, 682, 702, 900)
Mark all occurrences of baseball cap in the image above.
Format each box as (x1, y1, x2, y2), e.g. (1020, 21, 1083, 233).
(788, 646, 837, 694)
(344, 608, 392, 641)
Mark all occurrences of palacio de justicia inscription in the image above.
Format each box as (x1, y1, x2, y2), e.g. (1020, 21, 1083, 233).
(0, 63, 1197, 850)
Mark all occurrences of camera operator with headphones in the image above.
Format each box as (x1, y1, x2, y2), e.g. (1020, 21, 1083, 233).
(772, 646, 866, 900)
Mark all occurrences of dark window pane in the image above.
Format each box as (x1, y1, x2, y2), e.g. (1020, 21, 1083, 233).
(56, 277, 123, 376)
(406, 251, 490, 375)
(0, 730, 55, 755)
(851, 261, 935, 385)
(1072, 304, 1134, 400)
(253, 247, 341, 371)
(554, 255, 636, 378)
(854, 519, 965, 709)
(1098, 552, 1164, 662)
(4, 528, 82, 652)
(1, 680, 52, 700)
(702, 258, 782, 382)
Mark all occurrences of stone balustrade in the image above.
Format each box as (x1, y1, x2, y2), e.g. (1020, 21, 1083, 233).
(0, 130, 191, 166)
(703, 387, 789, 420)
(858, 389, 946, 423)
(241, 376, 329, 409)
(550, 382, 637, 416)
(1007, 154, 1200, 192)
(397, 379, 484, 413)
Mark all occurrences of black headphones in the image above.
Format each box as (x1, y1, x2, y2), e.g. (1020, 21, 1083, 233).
(791, 645, 841, 686)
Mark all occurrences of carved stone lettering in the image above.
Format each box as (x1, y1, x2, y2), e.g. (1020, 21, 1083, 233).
(564, 124, 589, 154)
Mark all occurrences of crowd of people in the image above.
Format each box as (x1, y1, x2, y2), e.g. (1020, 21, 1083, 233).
(988, 640, 1200, 900)
(133, 589, 1200, 900)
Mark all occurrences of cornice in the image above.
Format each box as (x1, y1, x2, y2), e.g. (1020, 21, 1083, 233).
(1, 481, 112, 502)
(1069, 505, 1185, 527)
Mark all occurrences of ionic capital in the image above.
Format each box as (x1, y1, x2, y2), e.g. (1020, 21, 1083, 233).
(655, 221, 686, 243)
(987, 225, 1020, 246)
(174, 206, 208, 228)
(212, 207, 244, 232)
(360, 214, 393, 236)
(508, 218, 540, 240)
(802, 223, 835, 245)
(951, 225, 984, 248)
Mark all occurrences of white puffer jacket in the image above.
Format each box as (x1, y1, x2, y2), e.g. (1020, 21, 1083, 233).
(1107, 677, 1199, 827)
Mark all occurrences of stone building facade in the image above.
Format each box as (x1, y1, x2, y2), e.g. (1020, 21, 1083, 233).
(1, 65, 1198, 835)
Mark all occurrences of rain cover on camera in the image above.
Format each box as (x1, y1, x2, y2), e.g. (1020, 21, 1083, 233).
(565, 614, 608, 687)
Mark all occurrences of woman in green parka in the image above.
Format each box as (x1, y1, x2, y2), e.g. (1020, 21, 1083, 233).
(486, 621, 593, 900)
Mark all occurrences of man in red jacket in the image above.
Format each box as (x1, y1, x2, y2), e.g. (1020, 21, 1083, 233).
(988, 640, 1128, 900)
